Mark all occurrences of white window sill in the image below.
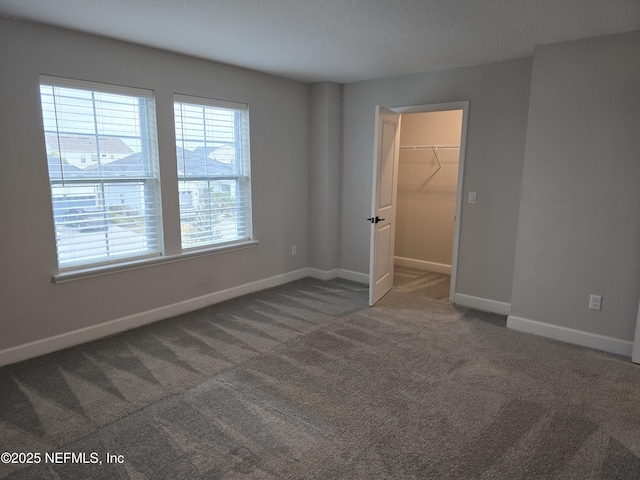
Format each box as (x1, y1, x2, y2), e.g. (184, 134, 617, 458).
(52, 240, 259, 284)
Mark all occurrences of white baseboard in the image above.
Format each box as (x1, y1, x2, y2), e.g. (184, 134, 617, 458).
(308, 267, 339, 281)
(308, 267, 369, 285)
(454, 293, 511, 315)
(395, 256, 452, 275)
(507, 315, 634, 357)
(0, 268, 310, 367)
(337, 269, 369, 284)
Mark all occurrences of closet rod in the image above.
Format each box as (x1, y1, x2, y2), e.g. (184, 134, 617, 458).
(399, 144, 460, 150)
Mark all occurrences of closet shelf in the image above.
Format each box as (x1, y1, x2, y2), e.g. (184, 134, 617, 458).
(399, 144, 460, 150)
(399, 144, 460, 173)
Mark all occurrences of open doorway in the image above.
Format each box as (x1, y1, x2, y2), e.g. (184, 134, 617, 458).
(393, 109, 463, 299)
(368, 102, 468, 306)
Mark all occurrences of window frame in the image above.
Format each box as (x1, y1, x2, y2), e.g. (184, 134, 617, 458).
(39, 77, 258, 283)
(173, 94, 254, 252)
(40, 76, 164, 274)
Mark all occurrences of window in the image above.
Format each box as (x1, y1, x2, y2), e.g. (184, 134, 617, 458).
(174, 95, 252, 250)
(39, 77, 255, 277)
(40, 77, 162, 271)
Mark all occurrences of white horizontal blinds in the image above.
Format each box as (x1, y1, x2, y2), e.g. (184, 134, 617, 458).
(174, 95, 252, 250)
(40, 77, 162, 270)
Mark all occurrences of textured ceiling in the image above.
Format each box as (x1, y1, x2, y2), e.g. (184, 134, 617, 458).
(1, 0, 639, 83)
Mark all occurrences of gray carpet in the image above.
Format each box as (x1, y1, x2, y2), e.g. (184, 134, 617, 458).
(1, 275, 640, 479)
(393, 265, 451, 300)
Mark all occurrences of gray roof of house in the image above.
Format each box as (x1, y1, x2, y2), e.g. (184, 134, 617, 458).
(47, 155, 83, 178)
(45, 134, 133, 155)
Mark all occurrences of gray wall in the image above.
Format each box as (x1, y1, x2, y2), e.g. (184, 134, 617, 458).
(0, 18, 309, 351)
(510, 31, 640, 342)
(341, 58, 533, 302)
(396, 111, 462, 267)
(309, 82, 342, 272)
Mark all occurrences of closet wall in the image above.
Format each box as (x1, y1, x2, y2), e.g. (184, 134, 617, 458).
(395, 110, 462, 273)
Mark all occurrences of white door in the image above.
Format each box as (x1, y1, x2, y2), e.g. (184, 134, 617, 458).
(369, 106, 401, 306)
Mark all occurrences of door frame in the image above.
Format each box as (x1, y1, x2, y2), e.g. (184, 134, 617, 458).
(386, 101, 469, 302)
(633, 298, 640, 364)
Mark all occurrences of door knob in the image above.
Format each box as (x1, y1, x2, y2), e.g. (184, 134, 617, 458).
(366, 216, 385, 224)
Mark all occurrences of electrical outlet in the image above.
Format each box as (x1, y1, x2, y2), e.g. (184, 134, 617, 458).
(291, 246, 297, 256)
(589, 295, 602, 311)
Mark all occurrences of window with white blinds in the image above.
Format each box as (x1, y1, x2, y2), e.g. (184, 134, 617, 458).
(174, 95, 253, 250)
(40, 77, 162, 271)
